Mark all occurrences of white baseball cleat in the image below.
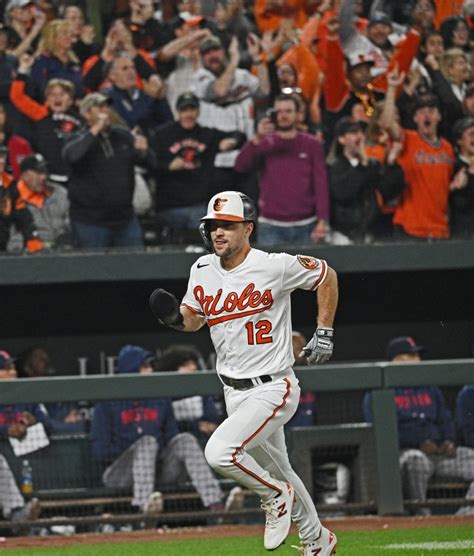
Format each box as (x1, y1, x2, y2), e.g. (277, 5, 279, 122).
(144, 491, 164, 515)
(261, 482, 295, 550)
(292, 527, 337, 555)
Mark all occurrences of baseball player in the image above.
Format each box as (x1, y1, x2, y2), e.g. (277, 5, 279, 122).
(149, 191, 338, 555)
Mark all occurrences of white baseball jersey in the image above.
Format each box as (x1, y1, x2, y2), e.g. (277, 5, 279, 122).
(181, 248, 328, 379)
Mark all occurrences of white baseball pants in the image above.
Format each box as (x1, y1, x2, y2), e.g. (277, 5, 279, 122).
(0, 454, 24, 518)
(204, 369, 321, 543)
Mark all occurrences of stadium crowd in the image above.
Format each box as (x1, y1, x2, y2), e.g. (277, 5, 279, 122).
(0, 0, 474, 252)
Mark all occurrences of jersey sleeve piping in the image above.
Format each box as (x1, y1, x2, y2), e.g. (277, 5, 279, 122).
(311, 259, 328, 290)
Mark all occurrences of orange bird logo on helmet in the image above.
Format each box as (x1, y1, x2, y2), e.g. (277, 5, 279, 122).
(213, 197, 228, 211)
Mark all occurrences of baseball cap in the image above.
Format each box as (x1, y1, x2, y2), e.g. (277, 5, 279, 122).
(334, 116, 364, 138)
(117, 345, 154, 374)
(453, 117, 474, 140)
(200, 35, 222, 54)
(179, 11, 205, 25)
(6, 0, 34, 10)
(79, 92, 112, 113)
(0, 350, 14, 369)
(413, 94, 440, 113)
(368, 13, 393, 29)
(347, 51, 375, 70)
(20, 153, 48, 173)
(201, 191, 257, 222)
(176, 92, 200, 111)
(386, 336, 425, 360)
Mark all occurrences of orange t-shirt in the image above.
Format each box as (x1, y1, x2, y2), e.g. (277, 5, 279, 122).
(394, 130, 454, 238)
(434, 0, 464, 28)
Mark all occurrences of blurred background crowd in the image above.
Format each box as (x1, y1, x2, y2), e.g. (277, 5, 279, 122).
(1, 0, 474, 253)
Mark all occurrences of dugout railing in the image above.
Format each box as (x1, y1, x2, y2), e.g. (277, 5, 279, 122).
(0, 360, 472, 531)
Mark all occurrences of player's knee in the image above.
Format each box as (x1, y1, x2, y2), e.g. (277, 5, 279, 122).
(139, 435, 158, 447)
(402, 449, 430, 473)
(204, 436, 233, 470)
(175, 432, 198, 446)
(135, 435, 159, 455)
(173, 432, 200, 455)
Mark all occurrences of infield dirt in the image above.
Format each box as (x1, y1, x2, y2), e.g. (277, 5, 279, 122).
(2, 515, 474, 550)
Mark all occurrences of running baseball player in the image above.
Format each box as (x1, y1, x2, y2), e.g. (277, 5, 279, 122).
(149, 191, 338, 555)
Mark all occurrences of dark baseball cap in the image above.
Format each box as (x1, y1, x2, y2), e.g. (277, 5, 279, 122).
(176, 92, 200, 111)
(453, 117, 474, 140)
(334, 116, 364, 138)
(117, 345, 154, 374)
(386, 336, 425, 360)
(200, 35, 222, 54)
(20, 153, 48, 173)
(413, 94, 440, 113)
(0, 350, 14, 369)
(368, 13, 393, 29)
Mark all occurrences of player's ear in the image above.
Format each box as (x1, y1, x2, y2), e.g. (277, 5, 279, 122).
(245, 221, 254, 238)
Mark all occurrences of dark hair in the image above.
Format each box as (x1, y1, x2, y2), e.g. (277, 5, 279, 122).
(157, 345, 202, 373)
(274, 94, 299, 112)
(416, 0, 436, 11)
(440, 16, 469, 50)
(420, 30, 443, 52)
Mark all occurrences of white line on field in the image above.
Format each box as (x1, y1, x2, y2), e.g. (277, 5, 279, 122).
(382, 541, 474, 551)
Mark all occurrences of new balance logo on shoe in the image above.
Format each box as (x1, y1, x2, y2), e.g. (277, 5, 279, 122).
(262, 482, 295, 550)
(277, 503, 287, 518)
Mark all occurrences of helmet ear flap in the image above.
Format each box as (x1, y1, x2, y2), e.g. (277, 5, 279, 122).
(199, 221, 213, 252)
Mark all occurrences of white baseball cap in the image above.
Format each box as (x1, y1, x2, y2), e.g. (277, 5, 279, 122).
(6, 0, 34, 11)
(201, 191, 255, 222)
(347, 51, 375, 70)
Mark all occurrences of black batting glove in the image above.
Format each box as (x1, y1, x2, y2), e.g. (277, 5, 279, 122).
(149, 288, 184, 330)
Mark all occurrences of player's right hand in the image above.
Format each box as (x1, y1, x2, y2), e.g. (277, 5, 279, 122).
(299, 327, 334, 365)
(149, 288, 184, 330)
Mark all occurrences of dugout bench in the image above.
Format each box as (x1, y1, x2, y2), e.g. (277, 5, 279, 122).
(287, 423, 377, 511)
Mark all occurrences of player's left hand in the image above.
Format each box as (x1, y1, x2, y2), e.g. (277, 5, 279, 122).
(299, 327, 333, 364)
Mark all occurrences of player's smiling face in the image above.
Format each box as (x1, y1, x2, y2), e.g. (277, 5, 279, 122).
(209, 220, 253, 259)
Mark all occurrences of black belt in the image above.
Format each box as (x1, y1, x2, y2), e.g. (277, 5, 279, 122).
(220, 374, 272, 390)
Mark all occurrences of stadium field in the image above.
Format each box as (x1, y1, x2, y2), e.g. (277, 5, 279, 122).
(3, 520, 474, 556)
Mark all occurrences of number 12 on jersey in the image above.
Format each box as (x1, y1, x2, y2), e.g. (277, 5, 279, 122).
(245, 320, 273, 345)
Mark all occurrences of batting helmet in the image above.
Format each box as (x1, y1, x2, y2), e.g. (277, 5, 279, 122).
(199, 191, 257, 252)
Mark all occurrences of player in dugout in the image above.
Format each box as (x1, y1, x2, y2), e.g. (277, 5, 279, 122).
(149, 191, 338, 555)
